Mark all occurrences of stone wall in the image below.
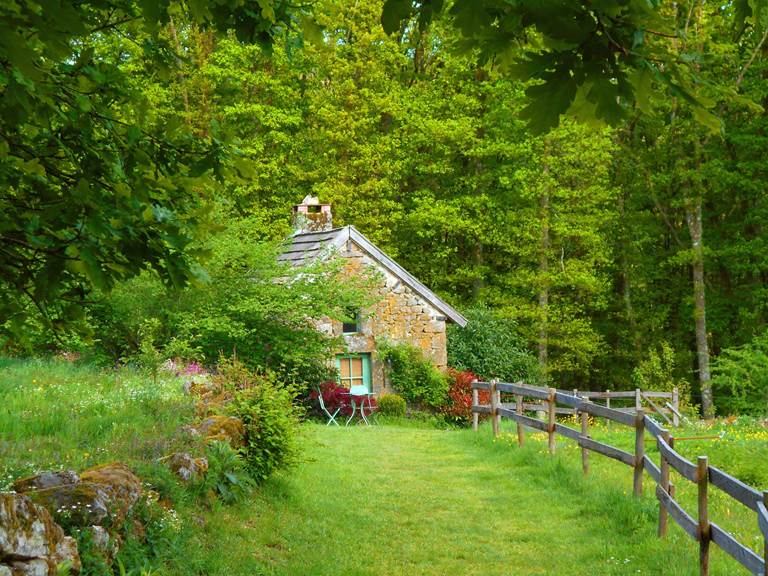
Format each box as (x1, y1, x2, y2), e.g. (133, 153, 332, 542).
(317, 241, 448, 394)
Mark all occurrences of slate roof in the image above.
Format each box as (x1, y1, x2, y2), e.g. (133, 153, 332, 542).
(278, 226, 468, 327)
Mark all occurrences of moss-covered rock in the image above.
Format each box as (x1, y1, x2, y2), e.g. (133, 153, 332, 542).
(24, 483, 111, 527)
(0, 493, 80, 576)
(166, 453, 208, 483)
(12, 472, 79, 494)
(198, 416, 244, 448)
(19, 463, 141, 531)
(78, 463, 142, 526)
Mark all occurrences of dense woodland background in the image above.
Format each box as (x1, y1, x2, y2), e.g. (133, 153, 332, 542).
(3, 0, 768, 416)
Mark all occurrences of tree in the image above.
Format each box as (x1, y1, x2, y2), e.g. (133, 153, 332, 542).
(0, 1, 310, 337)
(381, 0, 764, 133)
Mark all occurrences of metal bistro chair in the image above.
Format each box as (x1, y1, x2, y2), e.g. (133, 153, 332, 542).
(316, 386, 341, 426)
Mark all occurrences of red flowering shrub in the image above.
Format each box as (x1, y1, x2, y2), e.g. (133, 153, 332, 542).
(310, 381, 349, 413)
(441, 369, 487, 425)
(309, 381, 378, 417)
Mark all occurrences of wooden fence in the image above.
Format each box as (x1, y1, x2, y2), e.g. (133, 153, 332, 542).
(471, 380, 768, 576)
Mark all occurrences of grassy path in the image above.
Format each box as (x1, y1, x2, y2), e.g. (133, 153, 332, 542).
(185, 424, 742, 575)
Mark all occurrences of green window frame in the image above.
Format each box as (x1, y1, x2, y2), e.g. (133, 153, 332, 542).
(342, 309, 361, 334)
(336, 353, 371, 393)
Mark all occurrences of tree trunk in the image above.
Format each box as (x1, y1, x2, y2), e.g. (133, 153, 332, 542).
(538, 161, 550, 372)
(618, 193, 642, 361)
(686, 195, 713, 418)
(473, 242, 484, 300)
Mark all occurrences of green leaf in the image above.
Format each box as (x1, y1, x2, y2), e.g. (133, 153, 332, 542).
(300, 15, 324, 47)
(521, 73, 578, 134)
(381, 0, 412, 35)
(630, 65, 653, 113)
(691, 106, 723, 135)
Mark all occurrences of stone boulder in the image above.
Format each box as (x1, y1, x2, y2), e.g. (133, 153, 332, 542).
(3, 559, 48, 576)
(166, 453, 208, 483)
(18, 463, 141, 529)
(0, 493, 80, 576)
(197, 416, 244, 448)
(12, 472, 79, 494)
(82, 525, 120, 563)
(186, 380, 232, 417)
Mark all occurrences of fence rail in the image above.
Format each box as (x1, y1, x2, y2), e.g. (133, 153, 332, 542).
(471, 379, 768, 576)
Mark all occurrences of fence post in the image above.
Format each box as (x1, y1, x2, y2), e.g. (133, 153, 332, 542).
(698, 456, 710, 576)
(490, 380, 499, 438)
(579, 395, 590, 476)
(672, 387, 680, 427)
(515, 394, 525, 447)
(605, 389, 611, 430)
(495, 380, 501, 433)
(658, 430, 671, 537)
(471, 383, 479, 432)
(763, 491, 767, 576)
(635, 388, 642, 412)
(634, 409, 645, 497)
(547, 387, 556, 455)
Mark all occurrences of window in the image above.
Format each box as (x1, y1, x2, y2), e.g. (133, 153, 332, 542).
(342, 309, 361, 334)
(336, 354, 371, 392)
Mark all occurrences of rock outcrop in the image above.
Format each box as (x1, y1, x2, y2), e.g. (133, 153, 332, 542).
(12, 472, 79, 494)
(166, 453, 208, 483)
(197, 416, 244, 448)
(15, 463, 141, 529)
(0, 493, 80, 576)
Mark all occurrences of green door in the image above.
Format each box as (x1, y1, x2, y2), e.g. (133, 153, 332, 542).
(336, 353, 372, 393)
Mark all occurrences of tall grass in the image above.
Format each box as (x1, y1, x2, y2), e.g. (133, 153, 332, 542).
(0, 357, 196, 488)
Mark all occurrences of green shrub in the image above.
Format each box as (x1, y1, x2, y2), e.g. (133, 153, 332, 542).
(114, 492, 184, 575)
(712, 330, 768, 416)
(447, 307, 541, 385)
(227, 369, 302, 482)
(631, 341, 692, 408)
(193, 440, 255, 504)
(377, 341, 448, 408)
(378, 393, 406, 417)
(73, 527, 113, 576)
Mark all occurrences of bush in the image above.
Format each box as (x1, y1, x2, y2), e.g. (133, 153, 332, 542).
(309, 380, 350, 417)
(447, 307, 541, 384)
(712, 331, 768, 416)
(631, 341, 692, 408)
(378, 393, 406, 417)
(194, 440, 255, 504)
(377, 341, 448, 408)
(227, 368, 302, 482)
(441, 369, 488, 426)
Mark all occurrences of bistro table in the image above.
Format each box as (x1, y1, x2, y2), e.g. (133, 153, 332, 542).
(345, 385, 376, 426)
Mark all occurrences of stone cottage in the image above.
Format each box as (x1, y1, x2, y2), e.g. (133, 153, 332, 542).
(279, 197, 467, 395)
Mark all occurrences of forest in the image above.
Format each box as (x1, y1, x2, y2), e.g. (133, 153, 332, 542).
(2, 0, 768, 418)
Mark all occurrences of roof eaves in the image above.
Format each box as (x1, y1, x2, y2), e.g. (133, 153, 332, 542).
(347, 226, 468, 327)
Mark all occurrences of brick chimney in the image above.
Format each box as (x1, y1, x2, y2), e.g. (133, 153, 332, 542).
(292, 195, 333, 233)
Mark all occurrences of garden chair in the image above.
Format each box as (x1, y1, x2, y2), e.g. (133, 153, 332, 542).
(316, 386, 341, 426)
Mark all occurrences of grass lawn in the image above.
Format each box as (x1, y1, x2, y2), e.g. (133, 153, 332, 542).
(1, 359, 763, 575)
(184, 422, 757, 576)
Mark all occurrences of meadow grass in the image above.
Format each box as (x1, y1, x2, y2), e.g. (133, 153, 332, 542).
(0, 357, 197, 488)
(182, 421, 762, 575)
(1, 358, 765, 575)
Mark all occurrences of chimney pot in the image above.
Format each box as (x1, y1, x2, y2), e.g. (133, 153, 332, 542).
(292, 196, 333, 233)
